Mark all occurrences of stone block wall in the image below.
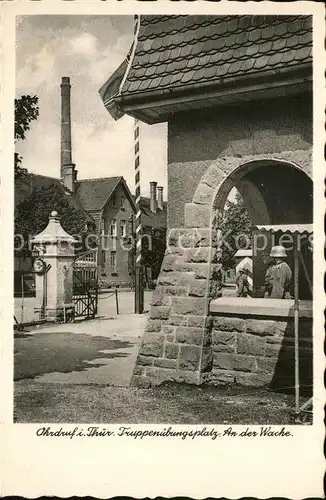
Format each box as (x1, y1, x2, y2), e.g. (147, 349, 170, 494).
(131, 149, 313, 388)
(204, 314, 312, 391)
(131, 225, 219, 388)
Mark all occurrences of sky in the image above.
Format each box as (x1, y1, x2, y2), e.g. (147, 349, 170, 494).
(15, 15, 168, 199)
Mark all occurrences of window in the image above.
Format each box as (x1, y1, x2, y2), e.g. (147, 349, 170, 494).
(112, 195, 117, 207)
(100, 219, 105, 236)
(120, 220, 127, 237)
(110, 219, 117, 237)
(121, 195, 125, 210)
(110, 251, 117, 274)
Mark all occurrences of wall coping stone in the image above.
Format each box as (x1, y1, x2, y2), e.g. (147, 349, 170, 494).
(210, 297, 312, 318)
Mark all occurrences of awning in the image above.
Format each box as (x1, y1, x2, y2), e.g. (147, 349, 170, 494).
(254, 224, 313, 234)
(234, 249, 252, 258)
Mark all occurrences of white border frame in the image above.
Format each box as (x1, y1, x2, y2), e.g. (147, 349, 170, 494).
(1, 2, 325, 497)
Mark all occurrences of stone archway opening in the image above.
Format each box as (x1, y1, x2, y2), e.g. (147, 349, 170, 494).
(209, 159, 313, 299)
(132, 152, 313, 388)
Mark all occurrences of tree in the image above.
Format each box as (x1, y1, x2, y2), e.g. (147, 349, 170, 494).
(142, 226, 166, 280)
(217, 190, 251, 269)
(15, 95, 39, 177)
(14, 183, 96, 253)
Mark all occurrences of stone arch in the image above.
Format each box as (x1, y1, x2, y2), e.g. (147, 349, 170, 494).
(186, 150, 313, 300)
(192, 150, 312, 215)
(132, 150, 312, 388)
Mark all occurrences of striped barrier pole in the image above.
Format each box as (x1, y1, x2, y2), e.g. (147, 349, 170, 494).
(134, 118, 144, 314)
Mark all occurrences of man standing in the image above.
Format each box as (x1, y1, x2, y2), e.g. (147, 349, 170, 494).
(264, 246, 292, 299)
(236, 268, 251, 297)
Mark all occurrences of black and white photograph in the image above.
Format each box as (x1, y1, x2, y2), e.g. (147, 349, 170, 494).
(1, 2, 324, 498)
(13, 12, 315, 424)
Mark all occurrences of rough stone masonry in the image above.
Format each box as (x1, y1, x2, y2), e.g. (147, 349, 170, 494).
(131, 151, 312, 389)
(132, 225, 217, 387)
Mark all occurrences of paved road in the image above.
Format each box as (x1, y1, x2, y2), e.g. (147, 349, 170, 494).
(14, 289, 152, 324)
(14, 288, 236, 387)
(14, 291, 152, 387)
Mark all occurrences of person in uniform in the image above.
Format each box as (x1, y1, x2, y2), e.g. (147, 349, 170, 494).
(264, 246, 292, 299)
(236, 268, 251, 297)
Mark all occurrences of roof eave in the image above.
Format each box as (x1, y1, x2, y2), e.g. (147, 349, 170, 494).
(117, 64, 312, 124)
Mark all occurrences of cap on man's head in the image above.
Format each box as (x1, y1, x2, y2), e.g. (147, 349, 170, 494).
(270, 245, 287, 258)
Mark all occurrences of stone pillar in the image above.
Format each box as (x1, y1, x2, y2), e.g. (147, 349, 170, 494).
(131, 201, 216, 387)
(31, 211, 76, 322)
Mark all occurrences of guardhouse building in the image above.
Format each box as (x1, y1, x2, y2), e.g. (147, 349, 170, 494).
(100, 15, 313, 389)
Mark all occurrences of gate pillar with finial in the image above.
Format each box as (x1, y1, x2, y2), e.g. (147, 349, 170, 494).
(31, 211, 76, 322)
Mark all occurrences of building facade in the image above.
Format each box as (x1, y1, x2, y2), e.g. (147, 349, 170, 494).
(75, 176, 136, 287)
(15, 173, 167, 290)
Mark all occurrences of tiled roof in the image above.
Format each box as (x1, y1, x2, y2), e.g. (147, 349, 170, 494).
(118, 16, 312, 95)
(16, 174, 137, 217)
(121, 15, 312, 96)
(100, 15, 312, 123)
(75, 176, 122, 212)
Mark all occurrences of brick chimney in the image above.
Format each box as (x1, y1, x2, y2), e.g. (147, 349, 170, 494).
(60, 77, 77, 192)
(157, 186, 163, 210)
(149, 181, 157, 213)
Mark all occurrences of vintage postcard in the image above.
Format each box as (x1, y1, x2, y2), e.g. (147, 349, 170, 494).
(1, 0, 325, 497)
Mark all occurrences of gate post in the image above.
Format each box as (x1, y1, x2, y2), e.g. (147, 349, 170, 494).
(31, 211, 76, 322)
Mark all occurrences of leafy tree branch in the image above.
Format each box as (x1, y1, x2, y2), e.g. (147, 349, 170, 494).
(14, 94, 39, 177)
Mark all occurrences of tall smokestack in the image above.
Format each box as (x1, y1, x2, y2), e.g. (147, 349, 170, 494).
(149, 181, 157, 213)
(60, 77, 76, 192)
(157, 186, 163, 210)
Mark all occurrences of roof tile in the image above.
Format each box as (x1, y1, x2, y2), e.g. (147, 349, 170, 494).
(261, 25, 275, 40)
(275, 23, 288, 37)
(217, 20, 229, 35)
(225, 33, 238, 48)
(216, 63, 231, 77)
(249, 29, 262, 43)
(180, 69, 195, 84)
(188, 68, 204, 83)
(253, 55, 270, 70)
(267, 53, 283, 67)
(252, 16, 266, 28)
(295, 46, 311, 61)
(238, 58, 256, 73)
(187, 57, 200, 69)
(288, 19, 302, 33)
(180, 44, 193, 58)
(229, 60, 242, 74)
(272, 38, 287, 51)
(281, 50, 295, 64)
(239, 16, 252, 30)
(149, 51, 160, 64)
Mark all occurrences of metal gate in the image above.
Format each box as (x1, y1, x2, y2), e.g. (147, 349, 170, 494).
(73, 249, 98, 319)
